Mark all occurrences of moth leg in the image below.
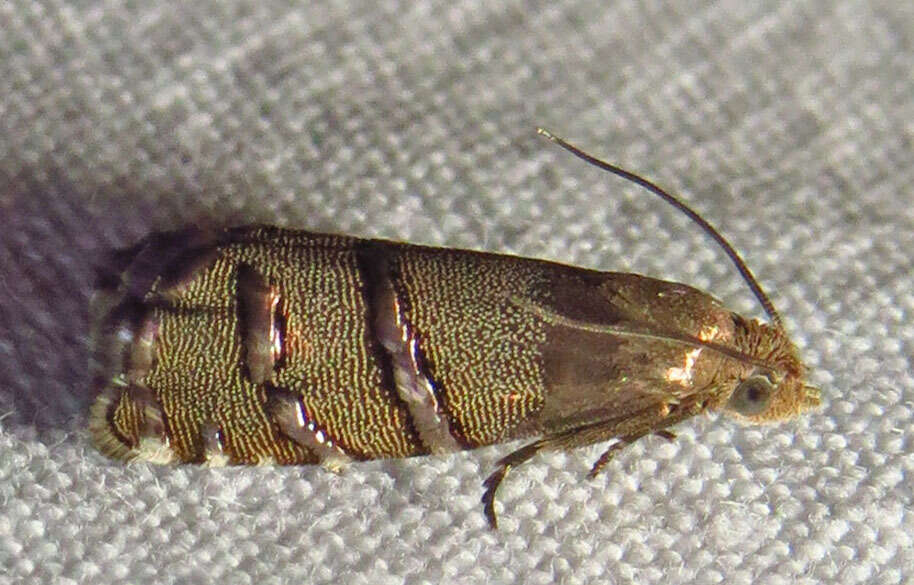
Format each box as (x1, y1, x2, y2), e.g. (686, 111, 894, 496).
(588, 440, 628, 479)
(482, 401, 702, 528)
(587, 432, 651, 479)
(588, 430, 676, 479)
(482, 441, 546, 529)
(587, 428, 680, 478)
(588, 413, 696, 478)
(481, 427, 640, 529)
(482, 422, 639, 528)
(588, 415, 693, 478)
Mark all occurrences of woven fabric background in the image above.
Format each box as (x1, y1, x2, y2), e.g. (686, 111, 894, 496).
(1, 1, 912, 584)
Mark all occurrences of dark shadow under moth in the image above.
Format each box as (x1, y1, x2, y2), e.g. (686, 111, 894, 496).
(88, 130, 820, 528)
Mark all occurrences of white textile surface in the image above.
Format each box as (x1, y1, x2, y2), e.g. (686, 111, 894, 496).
(1, 1, 912, 584)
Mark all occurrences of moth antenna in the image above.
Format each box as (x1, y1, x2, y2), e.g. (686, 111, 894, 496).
(537, 128, 783, 329)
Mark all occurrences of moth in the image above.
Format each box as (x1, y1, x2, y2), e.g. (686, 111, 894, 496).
(89, 129, 820, 528)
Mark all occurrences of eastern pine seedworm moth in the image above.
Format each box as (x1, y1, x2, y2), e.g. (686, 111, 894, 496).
(89, 129, 820, 528)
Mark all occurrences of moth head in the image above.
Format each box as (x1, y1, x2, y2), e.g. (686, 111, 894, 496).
(725, 370, 820, 422)
(723, 318, 821, 422)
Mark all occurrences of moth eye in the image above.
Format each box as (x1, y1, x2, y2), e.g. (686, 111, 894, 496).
(728, 375, 775, 416)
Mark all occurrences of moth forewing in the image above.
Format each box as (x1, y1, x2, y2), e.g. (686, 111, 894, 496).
(89, 131, 820, 528)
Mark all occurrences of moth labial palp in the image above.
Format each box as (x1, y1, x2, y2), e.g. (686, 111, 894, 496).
(89, 129, 821, 530)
